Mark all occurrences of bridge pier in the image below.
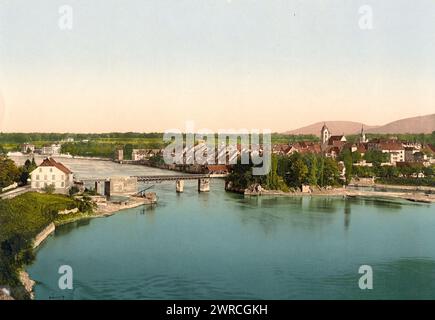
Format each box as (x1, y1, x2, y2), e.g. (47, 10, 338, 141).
(176, 179, 184, 193)
(198, 178, 210, 192)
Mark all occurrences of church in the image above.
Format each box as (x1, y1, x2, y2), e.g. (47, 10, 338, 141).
(320, 123, 368, 158)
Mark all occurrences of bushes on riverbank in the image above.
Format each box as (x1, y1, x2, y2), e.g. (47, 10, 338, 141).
(376, 177, 435, 187)
(0, 192, 91, 299)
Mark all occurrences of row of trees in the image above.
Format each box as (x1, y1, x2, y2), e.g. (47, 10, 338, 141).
(345, 131, 435, 145)
(2, 132, 434, 146)
(0, 132, 165, 144)
(0, 157, 36, 189)
(226, 153, 343, 192)
(61, 142, 165, 159)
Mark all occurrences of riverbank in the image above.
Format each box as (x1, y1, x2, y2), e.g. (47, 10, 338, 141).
(242, 187, 435, 203)
(0, 191, 156, 300)
(351, 183, 435, 192)
(18, 194, 157, 300)
(55, 195, 157, 226)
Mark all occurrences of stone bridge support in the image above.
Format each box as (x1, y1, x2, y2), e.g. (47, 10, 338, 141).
(198, 178, 210, 192)
(176, 179, 184, 193)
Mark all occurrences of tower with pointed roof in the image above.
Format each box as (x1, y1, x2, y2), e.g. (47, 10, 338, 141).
(321, 123, 330, 144)
(359, 125, 368, 143)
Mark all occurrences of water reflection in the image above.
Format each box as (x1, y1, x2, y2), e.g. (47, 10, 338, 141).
(344, 201, 351, 229)
(55, 218, 92, 237)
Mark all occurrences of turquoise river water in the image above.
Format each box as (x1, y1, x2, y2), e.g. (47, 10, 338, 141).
(19, 157, 435, 300)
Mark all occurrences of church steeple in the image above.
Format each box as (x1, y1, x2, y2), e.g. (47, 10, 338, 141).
(359, 125, 367, 143)
(321, 123, 330, 144)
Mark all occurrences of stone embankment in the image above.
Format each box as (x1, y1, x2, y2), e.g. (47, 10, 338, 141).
(33, 223, 56, 249)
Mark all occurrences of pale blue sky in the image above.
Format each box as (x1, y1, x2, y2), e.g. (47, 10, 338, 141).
(0, 0, 434, 132)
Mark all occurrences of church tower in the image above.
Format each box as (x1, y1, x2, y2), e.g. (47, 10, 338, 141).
(359, 125, 367, 143)
(321, 123, 330, 144)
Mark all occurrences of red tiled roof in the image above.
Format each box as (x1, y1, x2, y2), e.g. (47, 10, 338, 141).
(356, 144, 367, 153)
(379, 142, 404, 151)
(206, 165, 229, 173)
(39, 158, 72, 174)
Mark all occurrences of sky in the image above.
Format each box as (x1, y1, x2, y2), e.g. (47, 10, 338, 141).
(0, 0, 434, 133)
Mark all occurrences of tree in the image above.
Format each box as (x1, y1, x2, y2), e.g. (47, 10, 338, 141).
(305, 153, 318, 186)
(322, 158, 340, 186)
(364, 150, 389, 166)
(0, 157, 20, 189)
(68, 186, 80, 197)
(422, 166, 434, 178)
(352, 151, 362, 163)
(42, 184, 56, 194)
(341, 149, 353, 184)
(18, 158, 37, 185)
(285, 153, 308, 188)
(265, 155, 279, 190)
(123, 144, 134, 160)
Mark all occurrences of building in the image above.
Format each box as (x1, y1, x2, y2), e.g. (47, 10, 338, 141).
(21, 143, 35, 154)
(41, 143, 61, 155)
(320, 123, 331, 144)
(206, 165, 229, 175)
(379, 142, 405, 164)
(114, 149, 124, 161)
(30, 158, 74, 193)
(132, 149, 149, 161)
(359, 125, 368, 143)
(320, 123, 347, 156)
(131, 149, 162, 161)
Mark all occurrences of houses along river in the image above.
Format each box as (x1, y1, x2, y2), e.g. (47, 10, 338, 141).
(15, 157, 435, 299)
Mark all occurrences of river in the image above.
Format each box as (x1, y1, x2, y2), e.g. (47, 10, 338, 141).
(14, 157, 435, 299)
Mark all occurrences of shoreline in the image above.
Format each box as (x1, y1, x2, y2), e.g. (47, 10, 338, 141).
(21, 196, 156, 300)
(352, 183, 435, 192)
(241, 187, 435, 203)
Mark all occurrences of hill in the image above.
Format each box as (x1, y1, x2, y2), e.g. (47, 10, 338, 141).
(285, 114, 435, 136)
(285, 121, 378, 136)
(365, 114, 435, 134)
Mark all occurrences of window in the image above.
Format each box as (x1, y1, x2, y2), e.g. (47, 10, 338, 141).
(36, 182, 40, 188)
(52, 175, 55, 180)
(61, 182, 65, 187)
(36, 175, 40, 180)
(39, 168, 42, 173)
(50, 168, 53, 172)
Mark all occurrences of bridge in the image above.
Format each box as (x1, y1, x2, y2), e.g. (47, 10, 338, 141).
(132, 174, 211, 182)
(79, 174, 214, 195)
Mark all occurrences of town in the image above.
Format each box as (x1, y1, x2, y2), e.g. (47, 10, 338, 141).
(1, 125, 434, 300)
(1, 124, 435, 197)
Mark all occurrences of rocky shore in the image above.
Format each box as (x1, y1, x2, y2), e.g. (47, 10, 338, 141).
(239, 185, 434, 203)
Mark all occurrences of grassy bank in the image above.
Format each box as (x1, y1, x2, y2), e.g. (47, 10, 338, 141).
(0, 192, 90, 299)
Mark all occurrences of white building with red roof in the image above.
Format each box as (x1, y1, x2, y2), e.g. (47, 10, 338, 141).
(30, 158, 74, 193)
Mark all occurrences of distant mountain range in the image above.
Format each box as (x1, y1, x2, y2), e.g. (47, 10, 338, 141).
(284, 114, 435, 136)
